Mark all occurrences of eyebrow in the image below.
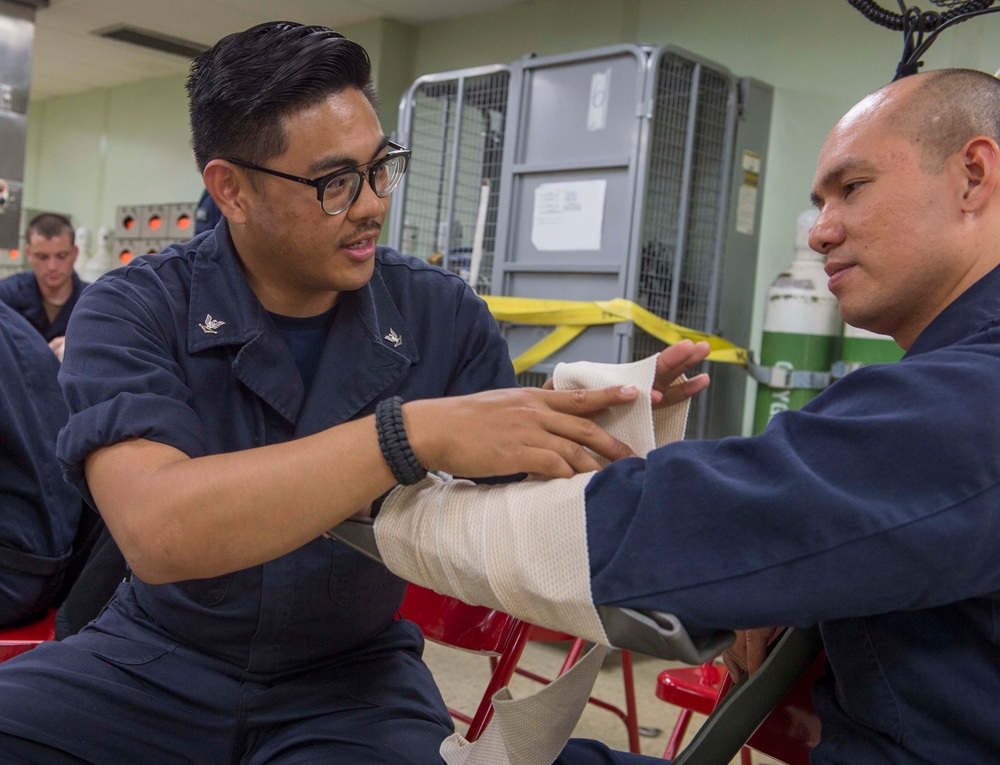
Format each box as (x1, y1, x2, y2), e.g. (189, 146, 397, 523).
(810, 157, 878, 208)
(307, 136, 391, 176)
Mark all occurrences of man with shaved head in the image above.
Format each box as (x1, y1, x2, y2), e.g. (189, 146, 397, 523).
(546, 67, 1000, 764)
(357, 69, 1000, 764)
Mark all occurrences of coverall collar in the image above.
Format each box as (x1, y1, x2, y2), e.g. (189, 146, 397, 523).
(186, 222, 419, 428)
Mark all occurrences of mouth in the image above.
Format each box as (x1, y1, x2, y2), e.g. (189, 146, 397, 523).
(824, 260, 851, 278)
(341, 231, 380, 261)
(824, 260, 855, 290)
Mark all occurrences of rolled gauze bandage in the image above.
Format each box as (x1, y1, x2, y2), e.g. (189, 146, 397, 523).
(552, 354, 692, 459)
(374, 353, 690, 647)
(377, 471, 608, 644)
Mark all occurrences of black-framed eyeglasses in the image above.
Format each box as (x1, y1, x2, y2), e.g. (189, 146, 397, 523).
(224, 141, 411, 216)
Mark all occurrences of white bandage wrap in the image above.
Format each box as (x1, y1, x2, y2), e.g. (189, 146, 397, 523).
(374, 353, 692, 765)
(439, 642, 609, 765)
(552, 354, 690, 460)
(375, 353, 691, 644)
(377, 471, 608, 644)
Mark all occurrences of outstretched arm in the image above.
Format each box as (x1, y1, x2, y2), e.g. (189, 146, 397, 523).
(86, 384, 641, 584)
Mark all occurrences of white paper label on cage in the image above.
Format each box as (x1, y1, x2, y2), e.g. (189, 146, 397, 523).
(587, 68, 612, 132)
(742, 150, 761, 174)
(532, 180, 606, 251)
(736, 183, 758, 236)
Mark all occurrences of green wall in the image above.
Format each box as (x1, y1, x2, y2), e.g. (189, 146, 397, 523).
(22, 0, 1000, 429)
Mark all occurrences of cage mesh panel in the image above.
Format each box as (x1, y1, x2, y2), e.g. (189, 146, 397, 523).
(516, 370, 549, 389)
(401, 71, 509, 295)
(632, 54, 733, 433)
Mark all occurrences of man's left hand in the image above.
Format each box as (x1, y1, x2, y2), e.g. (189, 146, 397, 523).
(651, 339, 711, 408)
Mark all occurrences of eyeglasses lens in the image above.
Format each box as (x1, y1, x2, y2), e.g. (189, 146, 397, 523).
(320, 154, 408, 215)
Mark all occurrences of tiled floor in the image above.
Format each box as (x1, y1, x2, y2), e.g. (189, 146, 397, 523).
(424, 638, 782, 764)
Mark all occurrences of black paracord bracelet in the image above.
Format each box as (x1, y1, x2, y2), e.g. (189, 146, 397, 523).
(375, 396, 428, 485)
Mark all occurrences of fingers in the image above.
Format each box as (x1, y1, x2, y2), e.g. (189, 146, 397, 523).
(544, 384, 639, 415)
(651, 340, 712, 408)
(538, 387, 639, 463)
(651, 373, 711, 407)
(654, 340, 711, 385)
(49, 335, 66, 361)
(722, 652, 746, 681)
(404, 388, 636, 480)
(744, 628, 773, 675)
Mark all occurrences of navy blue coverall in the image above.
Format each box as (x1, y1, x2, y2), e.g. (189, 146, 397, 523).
(0, 223, 517, 764)
(0, 301, 82, 626)
(558, 264, 1000, 764)
(0, 271, 87, 343)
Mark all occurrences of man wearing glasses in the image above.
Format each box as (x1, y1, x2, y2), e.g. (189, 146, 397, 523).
(0, 212, 86, 360)
(0, 20, 693, 764)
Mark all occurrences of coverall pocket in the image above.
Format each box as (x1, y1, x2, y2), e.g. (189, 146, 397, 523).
(82, 631, 176, 666)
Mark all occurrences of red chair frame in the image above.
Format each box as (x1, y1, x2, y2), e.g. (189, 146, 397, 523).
(657, 647, 825, 765)
(657, 662, 751, 763)
(0, 609, 56, 663)
(399, 583, 641, 752)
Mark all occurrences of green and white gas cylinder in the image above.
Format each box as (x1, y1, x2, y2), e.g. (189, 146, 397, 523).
(835, 324, 904, 377)
(751, 209, 842, 434)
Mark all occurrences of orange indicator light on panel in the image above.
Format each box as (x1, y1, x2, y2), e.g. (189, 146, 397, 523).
(148, 215, 162, 231)
(9, 249, 18, 260)
(176, 214, 191, 230)
(119, 249, 133, 265)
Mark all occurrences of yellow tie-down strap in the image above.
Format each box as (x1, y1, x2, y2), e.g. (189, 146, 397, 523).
(481, 296, 750, 375)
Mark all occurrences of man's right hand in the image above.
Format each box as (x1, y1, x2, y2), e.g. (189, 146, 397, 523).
(48, 335, 66, 361)
(722, 626, 783, 679)
(405, 385, 644, 480)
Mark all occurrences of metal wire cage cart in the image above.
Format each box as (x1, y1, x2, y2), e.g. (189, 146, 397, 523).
(388, 64, 511, 296)
(390, 46, 772, 439)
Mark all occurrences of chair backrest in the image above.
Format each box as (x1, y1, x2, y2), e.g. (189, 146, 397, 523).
(741, 650, 824, 763)
(673, 626, 824, 765)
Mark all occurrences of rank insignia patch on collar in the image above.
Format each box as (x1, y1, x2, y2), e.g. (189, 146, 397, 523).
(384, 328, 403, 347)
(199, 314, 225, 334)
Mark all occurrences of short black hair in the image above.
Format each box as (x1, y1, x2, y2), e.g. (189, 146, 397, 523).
(187, 21, 380, 173)
(27, 212, 74, 245)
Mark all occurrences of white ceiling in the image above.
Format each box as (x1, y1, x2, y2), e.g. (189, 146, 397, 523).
(27, 0, 529, 101)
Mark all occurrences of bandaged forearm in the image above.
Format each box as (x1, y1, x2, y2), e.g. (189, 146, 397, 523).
(375, 354, 690, 648)
(377, 472, 608, 642)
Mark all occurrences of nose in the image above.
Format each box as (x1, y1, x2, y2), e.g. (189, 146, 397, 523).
(347, 176, 387, 222)
(808, 207, 844, 256)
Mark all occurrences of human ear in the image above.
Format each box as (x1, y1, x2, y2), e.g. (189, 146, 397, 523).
(202, 160, 249, 226)
(959, 136, 999, 212)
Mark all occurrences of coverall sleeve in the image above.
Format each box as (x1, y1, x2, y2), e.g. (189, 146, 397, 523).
(56, 269, 206, 508)
(584, 347, 1000, 632)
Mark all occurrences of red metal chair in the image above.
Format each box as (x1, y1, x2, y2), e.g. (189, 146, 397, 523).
(657, 662, 751, 763)
(0, 609, 57, 663)
(724, 651, 824, 765)
(399, 583, 642, 752)
(663, 627, 824, 765)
